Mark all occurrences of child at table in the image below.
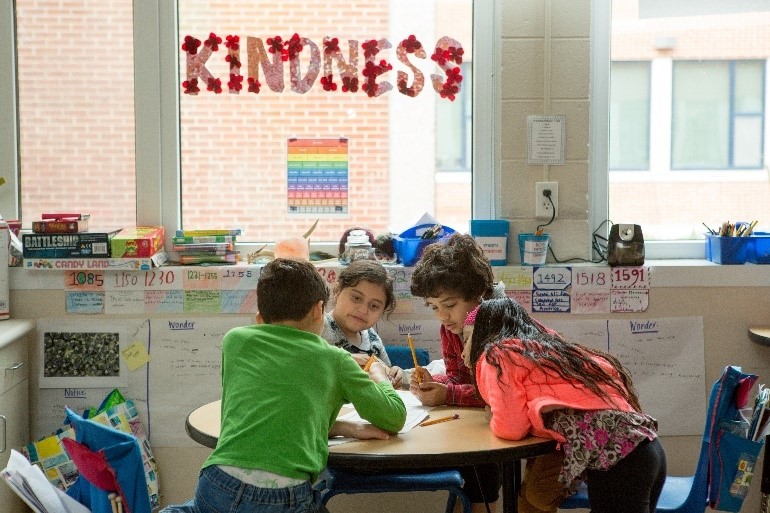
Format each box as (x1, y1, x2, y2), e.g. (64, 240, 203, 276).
(322, 259, 403, 387)
(161, 258, 406, 513)
(467, 297, 667, 513)
(408, 233, 505, 512)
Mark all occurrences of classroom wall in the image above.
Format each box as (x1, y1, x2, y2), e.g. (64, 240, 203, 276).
(8, 2, 770, 513)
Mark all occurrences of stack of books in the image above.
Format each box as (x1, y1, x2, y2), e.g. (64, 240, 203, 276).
(173, 229, 242, 265)
(22, 214, 167, 270)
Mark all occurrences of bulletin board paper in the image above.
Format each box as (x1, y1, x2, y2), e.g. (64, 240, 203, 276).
(548, 317, 706, 435)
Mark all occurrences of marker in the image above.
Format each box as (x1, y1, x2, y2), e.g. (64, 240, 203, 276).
(420, 413, 460, 427)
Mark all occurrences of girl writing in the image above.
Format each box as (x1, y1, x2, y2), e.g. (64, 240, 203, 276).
(322, 259, 403, 387)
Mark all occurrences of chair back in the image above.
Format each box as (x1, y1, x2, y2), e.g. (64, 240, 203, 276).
(63, 407, 152, 513)
(562, 365, 750, 513)
(384, 345, 430, 369)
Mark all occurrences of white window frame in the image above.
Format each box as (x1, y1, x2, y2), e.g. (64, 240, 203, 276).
(0, 0, 498, 252)
(591, 0, 706, 259)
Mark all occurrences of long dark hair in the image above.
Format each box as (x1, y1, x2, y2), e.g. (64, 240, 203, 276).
(469, 297, 641, 411)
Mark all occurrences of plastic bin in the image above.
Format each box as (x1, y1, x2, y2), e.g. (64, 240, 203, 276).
(748, 232, 770, 264)
(470, 220, 509, 266)
(518, 233, 550, 266)
(394, 224, 455, 266)
(706, 234, 749, 265)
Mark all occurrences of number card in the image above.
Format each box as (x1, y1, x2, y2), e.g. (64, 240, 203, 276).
(532, 266, 571, 313)
(611, 266, 650, 289)
(495, 267, 533, 291)
(65, 271, 105, 291)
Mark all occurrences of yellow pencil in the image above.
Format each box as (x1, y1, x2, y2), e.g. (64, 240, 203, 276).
(407, 334, 423, 384)
(363, 354, 377, 371)
(420, 413, 460, 427)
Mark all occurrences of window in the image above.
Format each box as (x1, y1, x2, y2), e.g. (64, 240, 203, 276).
(178, 1, 475, 242)
(596, 0, 770, 249)
(1, 1, 497, 250)
(436, 62, 473, 172)
(672, 60, 764, 170)
(13, 0, 137, 229)
(609, 61, 650, 170)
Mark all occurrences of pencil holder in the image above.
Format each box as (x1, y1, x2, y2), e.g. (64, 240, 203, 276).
(518, 233, 549, 266)
(706, 234, 749, 265)
(747, 232, 770, 264)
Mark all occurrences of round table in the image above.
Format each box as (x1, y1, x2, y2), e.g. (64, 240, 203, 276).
(186, 400, 556, 513)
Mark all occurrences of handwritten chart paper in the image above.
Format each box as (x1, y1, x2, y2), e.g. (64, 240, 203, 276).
(549, 317, 705, 435)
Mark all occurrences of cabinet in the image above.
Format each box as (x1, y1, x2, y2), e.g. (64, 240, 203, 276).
(0, 320, 32, 512)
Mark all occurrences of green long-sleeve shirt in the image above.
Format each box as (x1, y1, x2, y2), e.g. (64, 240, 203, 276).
(204, 324, 406, 481)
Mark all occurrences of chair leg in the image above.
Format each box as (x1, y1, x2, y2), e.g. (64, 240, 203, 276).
(445, 490, 472, 513)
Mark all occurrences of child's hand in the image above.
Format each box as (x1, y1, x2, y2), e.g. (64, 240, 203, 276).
(366, 361, 390, 383)
(409, 366, 432, 387)
(388, 366, 404, 388)
(351, 353, 372, 367)
(410, 381, 448, 406)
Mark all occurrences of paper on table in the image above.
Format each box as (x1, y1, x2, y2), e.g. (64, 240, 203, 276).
(334, 389, 432, 436)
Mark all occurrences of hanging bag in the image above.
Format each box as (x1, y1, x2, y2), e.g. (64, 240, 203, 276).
(707, 365, 765, 511)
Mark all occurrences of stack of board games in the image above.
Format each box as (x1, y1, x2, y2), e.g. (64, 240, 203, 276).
(173, 228, 241, 265)
(22, 215, 167, 270)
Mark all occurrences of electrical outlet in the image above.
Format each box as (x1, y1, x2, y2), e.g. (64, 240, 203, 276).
(535, 182, 558, 219)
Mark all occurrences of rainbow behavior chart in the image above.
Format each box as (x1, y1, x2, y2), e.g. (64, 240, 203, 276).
(287, 138, 349, 214)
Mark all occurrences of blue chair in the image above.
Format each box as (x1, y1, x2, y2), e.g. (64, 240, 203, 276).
(316, 467, 472, 513)
(560, 370, 725, 512)
(384, 344, 430, 369)
(316, 346, 470, 512)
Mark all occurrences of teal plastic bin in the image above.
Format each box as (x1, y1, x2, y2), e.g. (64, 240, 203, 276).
(470, 220, 509, 266)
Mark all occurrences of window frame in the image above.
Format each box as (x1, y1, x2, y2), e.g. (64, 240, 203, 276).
(592, 0, 708, 259)
(0, 0, 499, 252)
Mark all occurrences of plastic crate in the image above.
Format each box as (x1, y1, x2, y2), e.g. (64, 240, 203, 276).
(394, 224, 455, 266)
(748, 232, 770, 264)
(706, 234, 749, 265)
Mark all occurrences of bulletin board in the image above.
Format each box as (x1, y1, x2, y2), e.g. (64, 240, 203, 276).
(33, 314, 705, 446)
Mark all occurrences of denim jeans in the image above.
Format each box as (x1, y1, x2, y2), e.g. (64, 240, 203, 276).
(161, 465, 330, 513)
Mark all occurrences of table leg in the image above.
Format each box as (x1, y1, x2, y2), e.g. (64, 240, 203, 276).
(501, 459, 521, 513)
(762, 436, 770, 513)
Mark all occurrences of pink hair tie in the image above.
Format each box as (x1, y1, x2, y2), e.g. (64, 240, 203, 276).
(464, 305, 479, 326)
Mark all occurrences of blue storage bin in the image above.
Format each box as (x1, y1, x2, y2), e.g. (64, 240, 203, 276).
(394, 224, 455, 266)
(470, 220, 509, 266)
(706, 234, 749, 265)
(748, 232, 770, 264)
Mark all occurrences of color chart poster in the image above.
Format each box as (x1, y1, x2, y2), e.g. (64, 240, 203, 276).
(287, 138, 349, 215)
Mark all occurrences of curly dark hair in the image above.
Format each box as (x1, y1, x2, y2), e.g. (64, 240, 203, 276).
(409, 233, 494, 301)
(469, 297, 641, 412)
(333, 259, 396, 317)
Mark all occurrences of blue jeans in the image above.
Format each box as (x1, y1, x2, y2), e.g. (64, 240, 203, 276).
(161, 465, 330, 513)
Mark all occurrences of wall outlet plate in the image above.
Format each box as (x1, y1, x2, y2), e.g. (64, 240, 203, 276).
(535, 182, 558, 219)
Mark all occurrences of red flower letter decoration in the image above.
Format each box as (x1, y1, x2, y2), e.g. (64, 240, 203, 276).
(204, 32, 222, 51)
(181, 35, 201, 55)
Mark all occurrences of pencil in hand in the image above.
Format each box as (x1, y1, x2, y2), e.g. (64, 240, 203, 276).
(420, 413, 460, 427)
(363, 354, 377, 372)
(407, 334, 423, 384)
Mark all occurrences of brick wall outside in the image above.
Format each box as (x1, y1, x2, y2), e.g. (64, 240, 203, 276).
(15, 1, 472, 243)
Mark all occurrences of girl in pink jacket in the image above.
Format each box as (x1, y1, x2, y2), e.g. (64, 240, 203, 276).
(467, 297, 667, 513)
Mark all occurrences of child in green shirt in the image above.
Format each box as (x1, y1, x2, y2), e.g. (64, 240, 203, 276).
(162, 258, 406, 513)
